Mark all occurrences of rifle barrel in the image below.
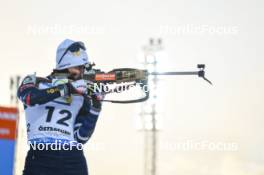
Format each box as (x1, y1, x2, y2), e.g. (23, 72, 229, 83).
(149, 71, 199, 76)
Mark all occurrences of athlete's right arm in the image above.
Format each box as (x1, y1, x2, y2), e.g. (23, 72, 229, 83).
(17, 75, 70, 106)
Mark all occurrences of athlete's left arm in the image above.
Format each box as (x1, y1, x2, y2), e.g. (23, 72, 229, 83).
(74, 95, 102, 144)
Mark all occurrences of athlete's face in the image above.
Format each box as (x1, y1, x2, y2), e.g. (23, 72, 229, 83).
(67, 65, 85, 80)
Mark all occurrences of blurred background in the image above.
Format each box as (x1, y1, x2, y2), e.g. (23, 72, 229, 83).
(0, 0, 263, 174)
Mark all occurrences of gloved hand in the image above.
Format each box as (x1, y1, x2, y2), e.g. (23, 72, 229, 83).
(69, 79, 88, 95)
(90, 93, 105, 110)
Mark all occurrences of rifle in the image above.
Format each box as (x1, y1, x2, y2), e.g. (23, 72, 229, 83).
(50, 63, 212, 104)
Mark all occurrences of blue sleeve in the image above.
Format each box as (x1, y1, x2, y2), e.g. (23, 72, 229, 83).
(17, 76, 68, 106)
(74, 97, 101, 144)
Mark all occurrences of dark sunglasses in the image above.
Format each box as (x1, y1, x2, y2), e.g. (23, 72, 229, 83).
(58, 42, 86, 64)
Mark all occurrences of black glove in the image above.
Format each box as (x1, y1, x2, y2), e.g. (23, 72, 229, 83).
(90, 93, 104, 110)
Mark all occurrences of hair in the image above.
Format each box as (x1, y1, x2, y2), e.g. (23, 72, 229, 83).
(51, 69, 69, 74)
(50, 68, 82, 80)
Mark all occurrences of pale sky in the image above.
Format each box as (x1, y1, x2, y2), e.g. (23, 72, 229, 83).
(0, 0, 263, 175)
